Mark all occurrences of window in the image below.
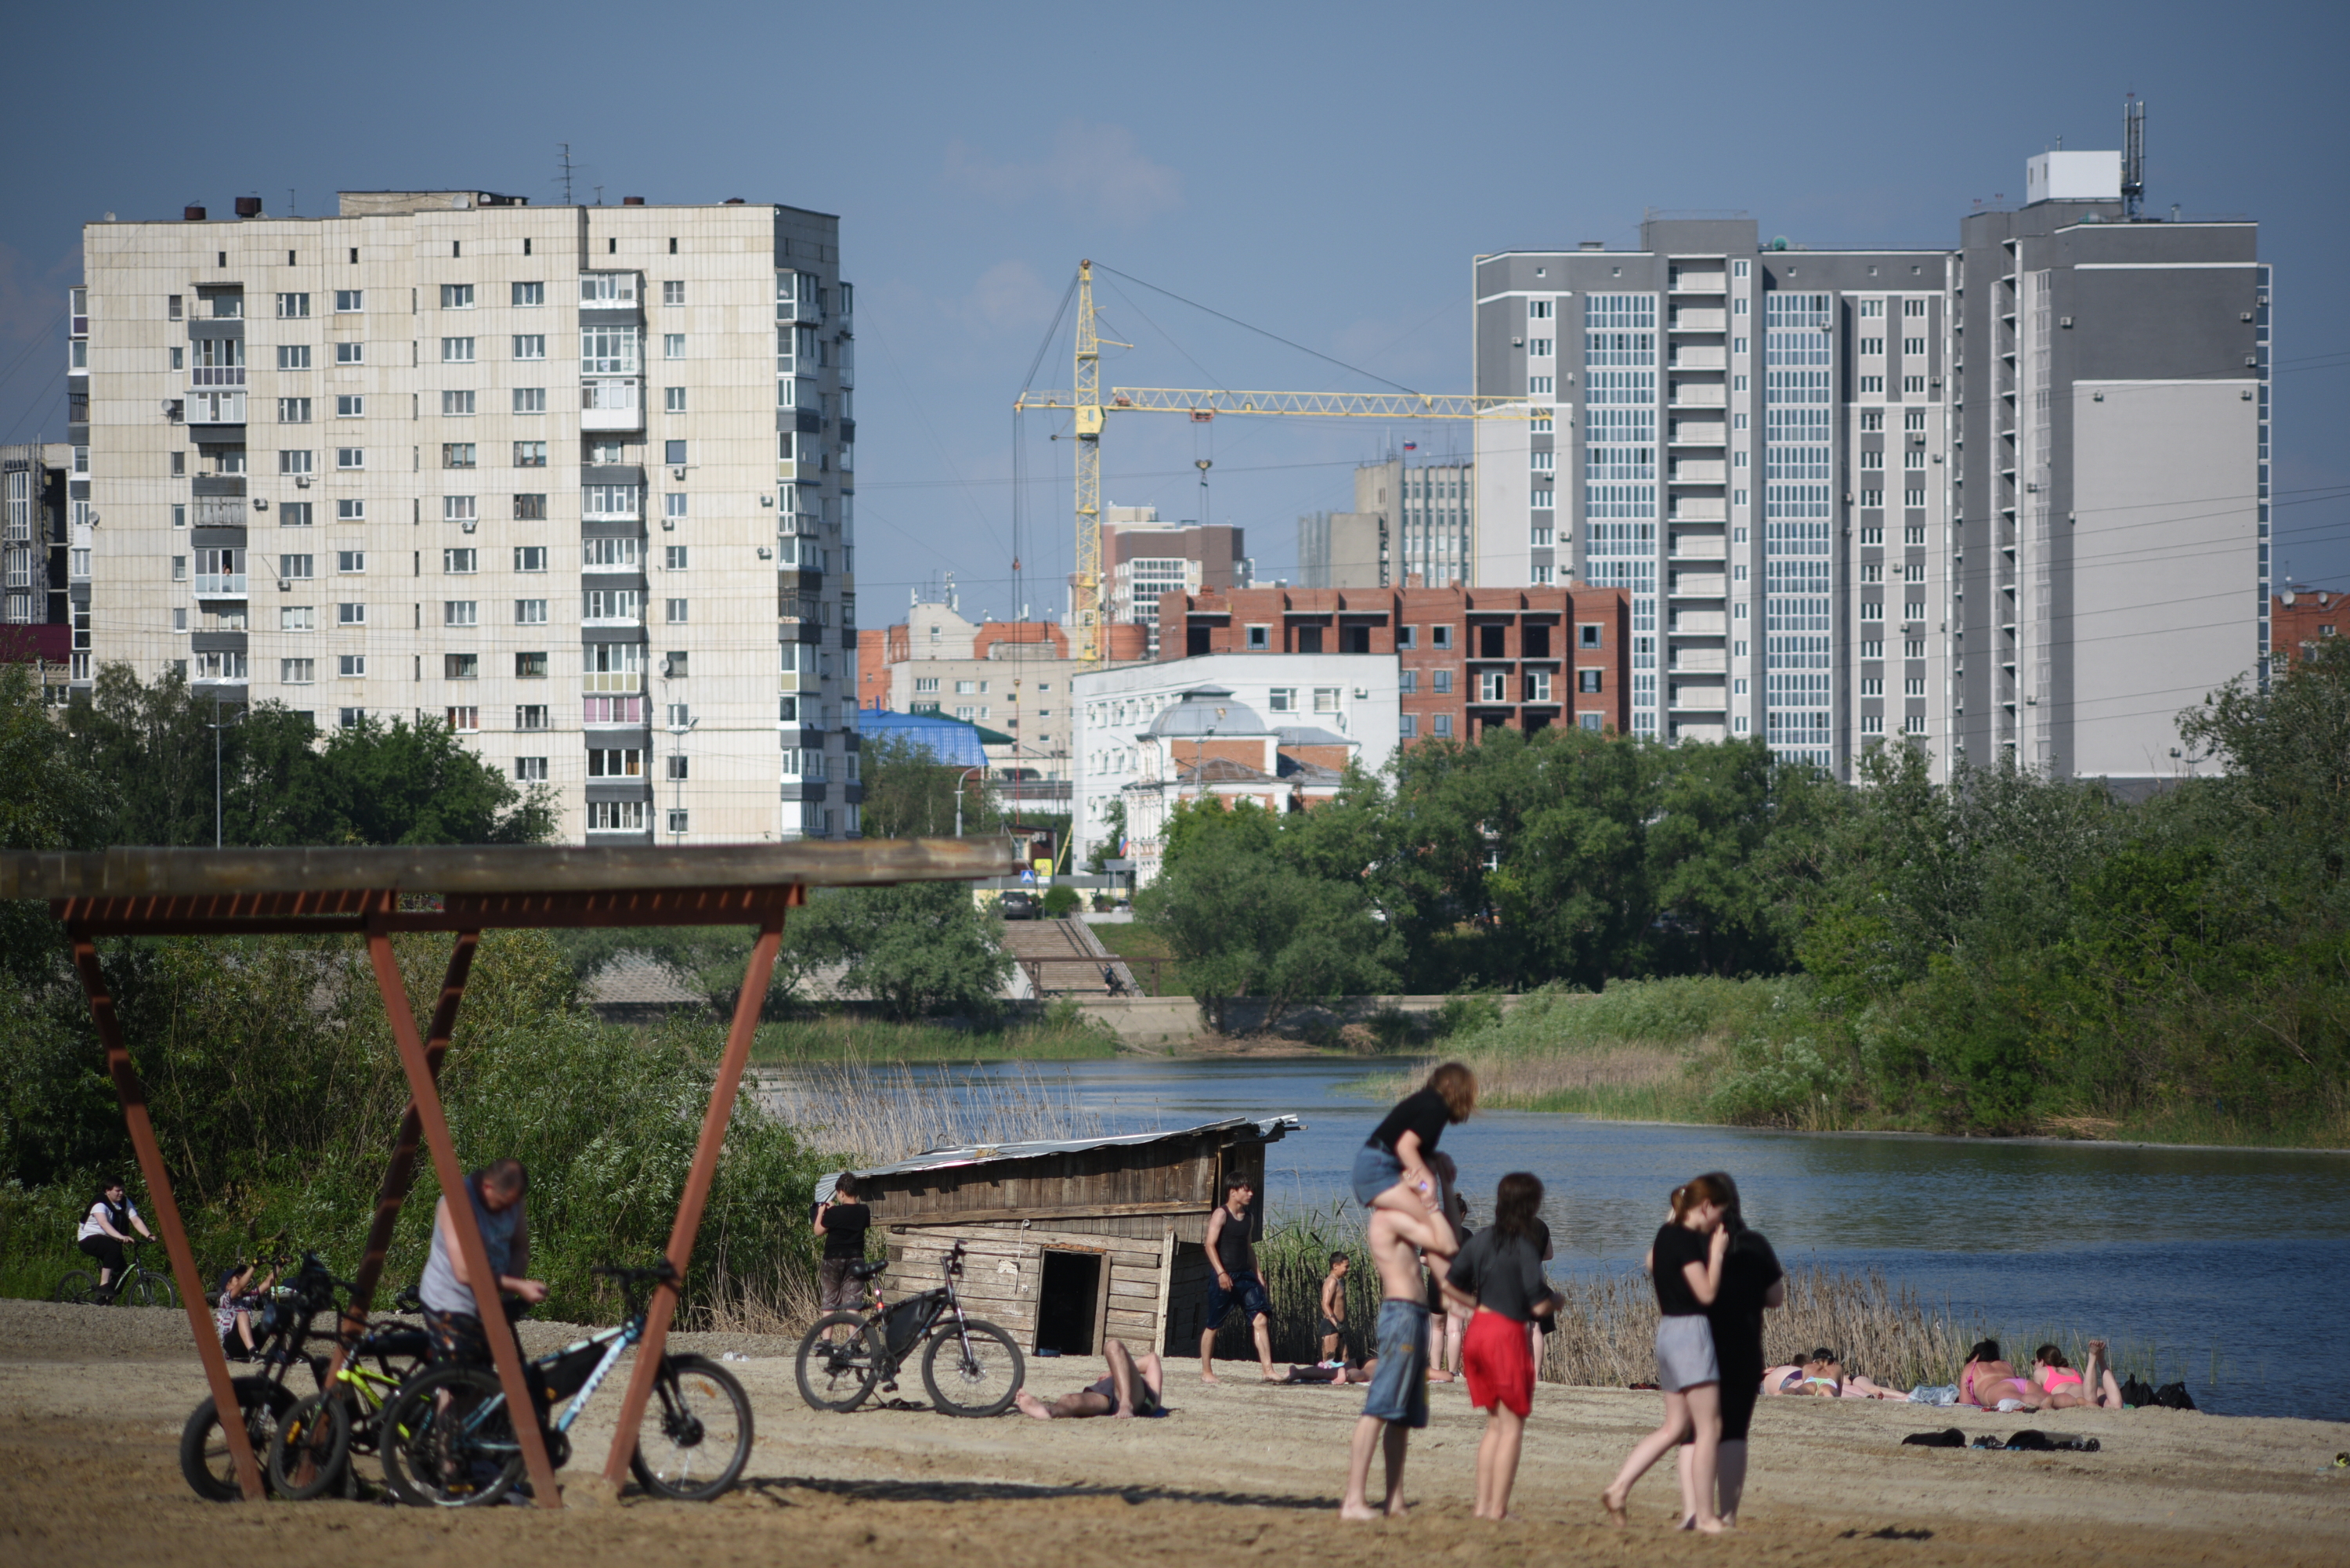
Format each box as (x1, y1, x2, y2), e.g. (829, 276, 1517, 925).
(515, 598, 547, 624)
(1860, 450, 1884, 471)
(1397, 669, 1418, 695)
(664, 545, 689, 569)
(1432, 670, 1453, 694)
(276, 397, 312, 425)
(666, 755, 689, 782)
(1860, 602, 1884, 622)
(588, 749, 644, 778)
(1859, 337, 1885, 357)
(1860, 714, 1884, 735)
(1861, 564, 1885, 583)
(336, 499, 363, 522)
(442, 390, 475, 417)
(1477, 671, 1506, 702)
(443, 443, 476, 468)
(513, 705, 551, 732)
(665, 598, 688, 623)
(512, 281, 544, 307)
(443, 601, 478, 627)
(584, 485, 640, 518)
(1246, 625, 1269, 650)
(1905, 525, 1927, 545)
(663, 493, 687, 521)
(1904, 298, 1927, 318)
(515, 651, 548, 678)
(588, 800, 647, 833)
(335, 394, 364, 417)
(1902, 375, 1925, 395)
(279, 449, 313, 475)
(282, 605, 314, 630)
(443, 548, 477, 573)
(583, 537, 642, 568)
(1858, 299, 1885, 320)
(335, 550, 365, 574)
(1433, 714, 1454, 738)
(334, 342, 364, 365)
(444, 652, 480, 681)
(1578, 669, 1603, 693)
(584, 588, 641, 620)
(514, 546, 547, 572)
(663, 280, 685, 306)
(1267, 687, 1296, 713)
(440, 338, 475, 363)
(1528, 298, 1552, 320)
(168, 294, 183, 320)
(1859, 374, 1884, 394)
(280, 501, 313, 528)
(1399, 714, 1418, 738)
(276, 292, 310, 319)
(274, 552, 316, 582)
(512, 493, 547, 520)
(443, 495, 477, 523)
(515, 756, 548, 780)
(440, 284, 475, 310)
(581, 273, 638, 305)
(338, 706, 366, 727)
(1526, 670, 1552, 702)
(1904, 488, 1926, 508)
(1904, 714, 1926, 735)
(665, 439, 687, 465)
(338, 645, 366, 668)
(334, 290, 363, 313)
(1904, 677, 1926, 697)
(663, 334, 686, 360)
(276, 345, 312, 371)
(666, 809, 689, 835)
(513, 387, 546, 414)
(1904, 449, 1925, 470)
(1904, 338, 1925, 357)
(580, 325, 639, 374)
(664, 386, 685, 413)
(336, 447, 364, 470)
(512, 334, 546, 360)
(1904, 410, 1927, 432)
(280, 658, 315, 684)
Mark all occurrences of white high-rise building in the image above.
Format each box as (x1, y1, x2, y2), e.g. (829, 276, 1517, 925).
(75, 190, 862, 841)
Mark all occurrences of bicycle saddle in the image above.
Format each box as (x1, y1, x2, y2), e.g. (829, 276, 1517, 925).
(847, 1260, 886, 1281)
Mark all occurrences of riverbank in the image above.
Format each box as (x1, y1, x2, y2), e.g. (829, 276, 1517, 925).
(3, 1299, 2343, 1567)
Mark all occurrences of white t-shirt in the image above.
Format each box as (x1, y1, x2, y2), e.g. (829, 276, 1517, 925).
(78, 1198, 139, 1241)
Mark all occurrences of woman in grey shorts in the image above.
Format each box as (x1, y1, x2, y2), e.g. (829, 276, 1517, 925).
(1601, 1175, 1731, 1533)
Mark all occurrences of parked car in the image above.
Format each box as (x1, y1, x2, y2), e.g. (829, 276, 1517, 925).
(997, 890, 1038, 921)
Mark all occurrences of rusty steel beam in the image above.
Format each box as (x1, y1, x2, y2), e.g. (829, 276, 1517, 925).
(322, 930, 479, 1385)
(68, 934, 266, 1501)
(367, 925, 564, 1509)
(602, 905, 789, 1487)
(5, 838, 1018, 901)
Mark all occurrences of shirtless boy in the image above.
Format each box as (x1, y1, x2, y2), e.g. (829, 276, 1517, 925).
(1318, 1253, 1350, 1364)
(1339, 1201, 1459, 1522)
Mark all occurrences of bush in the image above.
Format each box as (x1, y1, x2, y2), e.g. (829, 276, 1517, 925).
(1039, 886, 1081, 918)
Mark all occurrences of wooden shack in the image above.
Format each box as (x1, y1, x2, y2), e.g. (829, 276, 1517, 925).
(814, 1115, 1301, 1358)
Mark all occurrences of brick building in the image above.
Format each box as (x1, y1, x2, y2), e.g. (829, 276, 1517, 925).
(1156, 582, 1631, 742)
(2272, 586, 2344, 673)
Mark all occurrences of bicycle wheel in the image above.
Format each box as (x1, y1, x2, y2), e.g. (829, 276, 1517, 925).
(627, 1353, 753, 1501)
(379, 1365, 525, 1508)
(268, 1389, 352, 1501)
(794, 1312, 882, 1412)
(921, 1319, 1024, 1418)
(49, 1270, 97, 1305)
(128, 1269, 179, 1310)
(179, 1376, 297, 1501)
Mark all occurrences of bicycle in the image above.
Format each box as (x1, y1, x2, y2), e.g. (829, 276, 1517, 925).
(179, 1250, 341, 1501)
(267, 1287, 433, 1501)
(52, 1239, 179, 1309)
(794, 1239, 1025, 1418)
(377, 1262, 753, 1508)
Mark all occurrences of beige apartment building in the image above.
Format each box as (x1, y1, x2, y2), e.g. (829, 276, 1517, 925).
(78, 190, 859, 843)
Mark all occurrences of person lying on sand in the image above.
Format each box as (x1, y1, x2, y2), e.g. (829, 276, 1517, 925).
(1015, 1340, 1166, 1420)
(2034, 1342, 2127, 1410)
(1958, 1339, 2049, 1411)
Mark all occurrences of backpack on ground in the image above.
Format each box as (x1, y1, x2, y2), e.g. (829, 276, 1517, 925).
(1900, 1428, 1966, 1448)
(2152, 1381, 2196, 1411)
(2120, 1375, 2156, 1407)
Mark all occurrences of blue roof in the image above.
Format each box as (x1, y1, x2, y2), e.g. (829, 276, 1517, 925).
(857, 709, 990, 769)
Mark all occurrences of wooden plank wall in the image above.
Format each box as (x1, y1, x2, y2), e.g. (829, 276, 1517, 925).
(884, 1223, 1173, 1355)
(863, 1134, 1224, 1228)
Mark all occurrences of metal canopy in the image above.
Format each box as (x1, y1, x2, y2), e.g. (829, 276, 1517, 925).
(35, 836, 1016, 1508)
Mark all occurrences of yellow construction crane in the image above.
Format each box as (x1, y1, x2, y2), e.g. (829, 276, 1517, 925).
(1014, 260, 1533, 664)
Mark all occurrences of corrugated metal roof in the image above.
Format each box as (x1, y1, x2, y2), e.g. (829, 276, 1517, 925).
(814, 1114, 1302, 1204)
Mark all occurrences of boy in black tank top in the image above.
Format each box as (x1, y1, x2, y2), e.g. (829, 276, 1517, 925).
(1199, 1174, 1278, 1384)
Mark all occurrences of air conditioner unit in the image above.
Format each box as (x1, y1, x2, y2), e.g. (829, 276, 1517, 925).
(2059, 316, 2073, 328)
(661, 517, 676, 531)
(254, 497, 269, 511)
(759, 494, 775, 507)
(756, 546, 772, 559)
(278, 579, 291, 592)
(671, 466, 687, 481)
(461, 519, 477, 533)
(295, 475, 311, 489)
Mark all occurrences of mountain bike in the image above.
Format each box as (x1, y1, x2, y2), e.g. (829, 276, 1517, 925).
(794, 1239, 1025, 1417)
(52, 1240, 179, 1309)
(267, 1288, 433, 1501)
(378, 1263, 753, 1508)
(179, 1251, 341, 1501)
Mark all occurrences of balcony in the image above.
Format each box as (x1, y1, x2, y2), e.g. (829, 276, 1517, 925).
(580, 378, 644, 432)
(194, 573, 248, 598)
(1669, 308, 1726, 332)
(1670, 649, 1727, 674)
(1668, 533, 1726, 562)
(190, 365, 247, 388)
(186, 391, 247, 425)
(193, 497, 245, 528)
(1668, 347, 1726, 370)
(1668, 683, 1727, 712)
(1668, 272, 1726, 294)
(1669, 572, 1726, 598)
(1669, 421, 1726, 446)
(1668, 383, 1726, 409)
(1670, 458, 1726, 483)
(584, 670, 642, 694)
(1668, 497, 1727, 522)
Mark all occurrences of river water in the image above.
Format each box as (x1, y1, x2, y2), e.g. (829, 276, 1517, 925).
(778, 1056, 2349, 1422)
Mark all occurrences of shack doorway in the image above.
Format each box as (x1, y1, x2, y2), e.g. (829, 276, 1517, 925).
(1033, 1250, 1104, 1357)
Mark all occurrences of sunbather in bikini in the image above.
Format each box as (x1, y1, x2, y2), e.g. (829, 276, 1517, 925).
(1958, 1339, 2048, 1411)
(2034, 1341, 2126, 1409)
(1763, 1350, 1911, 1400)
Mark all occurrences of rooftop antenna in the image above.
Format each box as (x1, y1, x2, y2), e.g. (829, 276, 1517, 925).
(593, 184, 605, 207)
(287, 188, 297, 216)
(2121, 94, 2146, 219)
(558, 143, 575, 205)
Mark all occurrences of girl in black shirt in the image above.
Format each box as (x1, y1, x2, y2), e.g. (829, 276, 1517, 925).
(1681, 1171, 1782, 1529)
(1351, 1061, 1476, 1219)
(1601, 1174, 1730, 1533)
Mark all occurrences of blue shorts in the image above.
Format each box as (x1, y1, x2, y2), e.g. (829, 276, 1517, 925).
(1351, 1144, 1405, 1207)
(1361, 1299, 1430, 1429)
(1206, 1270, 1270, 1326)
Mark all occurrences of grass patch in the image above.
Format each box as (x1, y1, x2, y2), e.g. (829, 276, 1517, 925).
(747, 1006, 1123, 1064)
(1087, 923, 1179, 995)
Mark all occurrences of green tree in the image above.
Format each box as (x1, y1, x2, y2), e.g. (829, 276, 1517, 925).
(789, 880, 1013, 1021)
(857, 732, 1000, 839)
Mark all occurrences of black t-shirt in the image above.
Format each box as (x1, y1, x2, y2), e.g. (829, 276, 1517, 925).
(1368, 1087, 1452, 1157)
(1650, 1221, 1711, 1317)
(1705, 1230, 1783, 1378)
(821, 1201, 871, 1261)
(1448, 1226, 1549, 1324)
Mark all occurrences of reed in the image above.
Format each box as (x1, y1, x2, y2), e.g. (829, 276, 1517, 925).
(761, 1059, 1107, 1167)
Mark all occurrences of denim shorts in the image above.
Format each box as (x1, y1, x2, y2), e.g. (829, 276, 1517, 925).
(1206, 1270, 1271, 1325)
(1351, 1143, 1405, 1207)
(1361, 1299, 1430, 1429)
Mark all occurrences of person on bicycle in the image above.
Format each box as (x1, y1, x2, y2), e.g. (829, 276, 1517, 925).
(75, 1179, 154, 1299)
(418, 1158, 547, 1367)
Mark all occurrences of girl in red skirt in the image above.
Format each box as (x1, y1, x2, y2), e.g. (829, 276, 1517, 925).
(1444, 1172, 1561, 1520)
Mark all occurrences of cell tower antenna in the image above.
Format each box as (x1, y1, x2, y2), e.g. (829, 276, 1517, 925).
(558, 143, 576, 205)
(2121, 95, 2146, 219)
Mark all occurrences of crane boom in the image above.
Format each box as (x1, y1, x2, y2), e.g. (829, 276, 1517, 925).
(1018, 262, 1535, 664)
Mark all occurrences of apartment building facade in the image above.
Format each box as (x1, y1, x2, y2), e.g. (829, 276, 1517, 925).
(1473, 154, 2265, 788)
(1159, 583, 1632, 744)
(2, 442, 73, 638)
(1298, 455, 1476, 591)
(1084, 512, 1248, 654)
(2272, 586, 2342, 674)
(78, 190, 861, 843)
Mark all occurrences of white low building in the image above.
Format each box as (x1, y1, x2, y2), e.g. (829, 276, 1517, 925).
(1072, 652, 1401, 881)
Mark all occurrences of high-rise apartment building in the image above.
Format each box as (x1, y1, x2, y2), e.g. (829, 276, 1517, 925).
(78, 190, 862, 842)
(1297, 455, 1475, 591)
(1080, 510, 1247, 654)
(1474, 146, 2265, 788)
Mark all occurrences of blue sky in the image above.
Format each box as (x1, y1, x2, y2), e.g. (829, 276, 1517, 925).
(2, 0, 2344, 615)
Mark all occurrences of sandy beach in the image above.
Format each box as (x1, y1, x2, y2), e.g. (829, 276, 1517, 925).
(2, 1299, 2342, 1568)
